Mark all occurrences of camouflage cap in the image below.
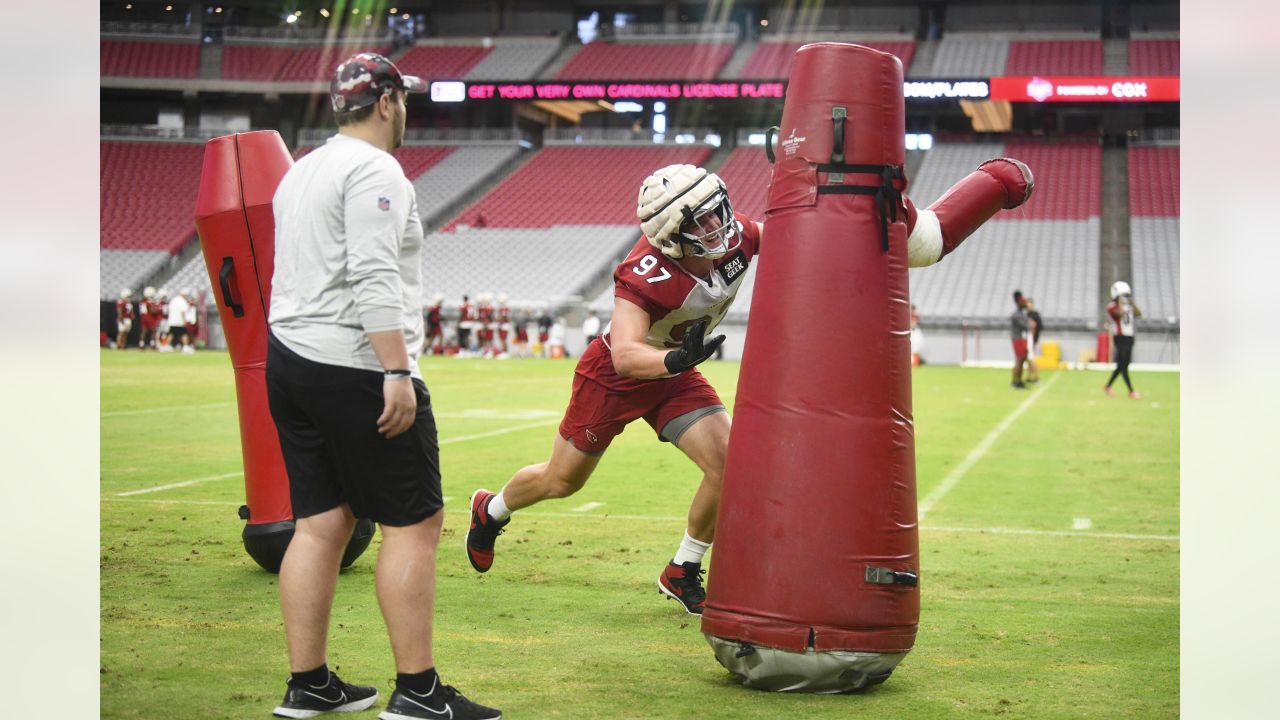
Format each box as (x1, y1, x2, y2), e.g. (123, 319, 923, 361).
(330, 52, 426, 113)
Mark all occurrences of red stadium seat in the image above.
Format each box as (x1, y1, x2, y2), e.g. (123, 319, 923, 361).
(999, 142, 1101, 220)
(441, 146, 714, 230)
(713, 147, 773, 219)
(101, 40, 200, 78)
(1006, 40, 1102, 75)
(1127, 146, 1179, 217)
(1129, 40, 1179, 75)
(100, 142, 206, 252)
(392, 46, 494, 80)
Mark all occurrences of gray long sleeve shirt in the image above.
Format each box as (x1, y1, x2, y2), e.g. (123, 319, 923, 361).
(269, 134, 424, 376)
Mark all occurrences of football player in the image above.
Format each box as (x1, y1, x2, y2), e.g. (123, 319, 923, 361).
(115, 288, 134, 350)
(466, 165, 751, 614)
(425, 292, 444, 355)
(138, 286, 159, 350)
(495, 293, 512, 356)
(1104, 281, 1142, 398)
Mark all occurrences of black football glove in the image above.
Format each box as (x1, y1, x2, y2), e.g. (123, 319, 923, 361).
(664, 320, 725, 375)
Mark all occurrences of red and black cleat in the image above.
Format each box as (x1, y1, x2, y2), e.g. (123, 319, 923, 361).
(466, 489, 509, 573)
(658, 561, 707, 615)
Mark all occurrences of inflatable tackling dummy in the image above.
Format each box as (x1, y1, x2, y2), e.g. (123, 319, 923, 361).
(194, 131, 375, 573)
(700, 43, 1032, 692)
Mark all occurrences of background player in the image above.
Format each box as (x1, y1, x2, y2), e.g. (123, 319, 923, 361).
(138, 286, 160, 350)
(424, 293, 444, 355)
(1104, 281, 1142, 398)
(115, 288, 134, 350)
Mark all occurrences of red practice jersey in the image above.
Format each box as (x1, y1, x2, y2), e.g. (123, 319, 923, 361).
(116, 299, 134, 321)
(607, 216, 761, 351)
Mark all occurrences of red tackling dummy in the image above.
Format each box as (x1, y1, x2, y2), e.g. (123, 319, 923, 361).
(194, 131, 374, 572)
(700, 43, 1031, 693)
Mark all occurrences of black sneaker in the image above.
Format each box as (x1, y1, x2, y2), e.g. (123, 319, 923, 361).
(379, 680, 501, 720)
(273, 671, 378, 718)
(1011, 382, 1027, 389)
(466, 489, 509, 573)
(658, 561, 707, 615)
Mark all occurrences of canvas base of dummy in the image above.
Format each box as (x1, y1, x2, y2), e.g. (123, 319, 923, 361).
(241, 517, 377, 573)
(706, 635, 907, 693)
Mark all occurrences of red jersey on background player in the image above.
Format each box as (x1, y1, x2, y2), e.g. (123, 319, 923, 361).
(457, 294, 475, 352)
(115, 288, 134, 350)
(495, 293, 512, 355)
(138, 286, 160, 349)
(425, 292, 444, 355)
(466, 164, 756, 615)
(476, 292, 495, 356)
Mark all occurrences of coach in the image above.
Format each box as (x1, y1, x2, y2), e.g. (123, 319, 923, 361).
(265, 53, 500, 720)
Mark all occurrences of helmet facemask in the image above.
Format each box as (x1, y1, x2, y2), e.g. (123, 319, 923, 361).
(677, 187, 738, 259)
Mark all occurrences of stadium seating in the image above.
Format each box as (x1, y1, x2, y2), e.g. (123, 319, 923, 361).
(1000, 141, 1101, 220)
(100, 250, 172, 301)
(393, 45, 494, 80)
(1129, 39, 1179, 75)
(100, 141, 206, 253)
(464, 38, 563, 80)
(221, 44, 297, 81)
(101, 40, 200, 78)
(555, 42, 735, 81)
(905, 141, 1101, 325)
(222, 43, 389, 82)
(738, 40, 916, 79)
(442, 146, 713, 229)
(1128, 146, 1179, 322)
(713, 146, 774, 220)
(1005, 39, 1103, 75)
(917, 34, 1010, 77)
(411, 145, 523, 225)
(424, 225, 639, 304)
(278, 44, 389, 82)
(1127, 146, 1178, 217)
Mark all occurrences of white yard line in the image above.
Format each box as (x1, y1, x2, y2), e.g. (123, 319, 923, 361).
(109, 420, 555, 497)
(115, 471, 243, 497)
(571, 502, 605, 512)
(917, 372, 1061, 521)
(102, 402, 233, 418)
(926, 524, 1177, 542)
(101, 497, 1179, 542)
(439, 419, 560, 445)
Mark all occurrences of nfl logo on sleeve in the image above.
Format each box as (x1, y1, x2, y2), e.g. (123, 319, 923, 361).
(377, 196, 391, 211)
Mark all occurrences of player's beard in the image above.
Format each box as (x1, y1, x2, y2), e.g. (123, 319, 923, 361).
(391, 101, 406, 150)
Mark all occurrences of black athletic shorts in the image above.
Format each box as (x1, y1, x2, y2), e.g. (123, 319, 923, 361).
(265, 333, 443, 526)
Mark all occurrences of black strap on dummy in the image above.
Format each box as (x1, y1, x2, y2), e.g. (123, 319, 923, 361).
(815, 106, 903, 252)
(764, 125, 779, 164)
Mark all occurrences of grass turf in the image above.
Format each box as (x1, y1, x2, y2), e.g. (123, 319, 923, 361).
(100, 350, 1178, 719)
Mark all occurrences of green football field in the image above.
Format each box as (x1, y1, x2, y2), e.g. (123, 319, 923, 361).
(100, 350, 1179, 719)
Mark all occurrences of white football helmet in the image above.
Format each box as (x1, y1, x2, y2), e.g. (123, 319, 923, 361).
(637, 164, 738, 260)
(432, 292, 444, 305)
(497, 293, 508, 305)
(181, 287, 194, 298)
(158, 287, 169, 299)
(143, 286, 156, 299)
(1110, 280, 1132, 300)
(120, 288, 132, 299)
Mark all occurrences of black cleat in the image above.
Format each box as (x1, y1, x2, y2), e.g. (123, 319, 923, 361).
(466, 489, 510, 573)
(379, 678, 501, 720)
(273, 671, 378, 718)
(658, 561, 707, 615)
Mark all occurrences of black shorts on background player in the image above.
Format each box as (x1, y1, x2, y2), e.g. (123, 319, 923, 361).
(266, 333, 443, 526)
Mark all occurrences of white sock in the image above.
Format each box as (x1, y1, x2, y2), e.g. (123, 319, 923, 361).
(672, 531, 711, 566)
(487, 491, 512, 521)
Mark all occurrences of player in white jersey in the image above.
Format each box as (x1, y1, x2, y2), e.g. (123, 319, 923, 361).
(1104, 280, 1143, 398)
(466, 164, 757, 614)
